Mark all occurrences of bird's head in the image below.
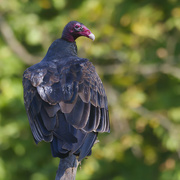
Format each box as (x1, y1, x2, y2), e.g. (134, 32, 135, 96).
(61, 21, 95, 42)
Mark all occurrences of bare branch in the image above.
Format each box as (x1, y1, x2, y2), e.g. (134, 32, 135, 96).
(96, 63, 180, 79)
(55, 155, 79, 180)
(131, 106, 172, 131)
(0, 15, 41, 65)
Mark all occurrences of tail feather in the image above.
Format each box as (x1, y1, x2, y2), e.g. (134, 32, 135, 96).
(77, 132, 98, 161)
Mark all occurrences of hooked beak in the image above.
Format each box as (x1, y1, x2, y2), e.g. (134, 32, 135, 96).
(88, 33, 95, 41)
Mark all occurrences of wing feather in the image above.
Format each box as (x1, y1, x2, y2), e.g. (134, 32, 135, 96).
(64, 96, 85, 127)
(83, 105, 97, 132)
(23, 58, 110, 160)
(40, 105, 56, 131)
(79, 85, 91, 103)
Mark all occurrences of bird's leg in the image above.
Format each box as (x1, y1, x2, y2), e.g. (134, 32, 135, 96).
(55, 154, 80, 180)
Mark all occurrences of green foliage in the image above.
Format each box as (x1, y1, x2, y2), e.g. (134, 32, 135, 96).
(1, 0, 180, 179)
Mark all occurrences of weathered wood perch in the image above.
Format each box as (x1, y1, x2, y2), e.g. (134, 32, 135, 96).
(55, 155, 80, 180)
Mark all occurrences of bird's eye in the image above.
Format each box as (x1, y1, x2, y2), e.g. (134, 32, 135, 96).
(75, 25, 80, 28)
(74, 24, 82, 32)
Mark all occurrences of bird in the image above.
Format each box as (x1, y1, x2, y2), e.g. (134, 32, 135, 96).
(23, 21, 110, 161)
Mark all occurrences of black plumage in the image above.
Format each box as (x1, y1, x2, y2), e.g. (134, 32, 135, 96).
(23, 21, 110, 161)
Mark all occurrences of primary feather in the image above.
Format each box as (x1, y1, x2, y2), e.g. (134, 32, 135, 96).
(23, 21, 110, 161)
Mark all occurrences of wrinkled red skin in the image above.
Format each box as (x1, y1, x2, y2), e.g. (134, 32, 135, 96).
(61, 21, 92, 42)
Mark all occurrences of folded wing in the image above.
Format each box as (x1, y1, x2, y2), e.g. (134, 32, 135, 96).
(23, 59, 110, 160)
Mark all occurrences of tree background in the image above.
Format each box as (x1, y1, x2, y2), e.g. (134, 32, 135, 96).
(1, 0, 180, 179)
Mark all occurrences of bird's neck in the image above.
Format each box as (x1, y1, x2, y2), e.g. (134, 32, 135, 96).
(61, 28, 80, 42)
(61, 32, 75, 42)
(44, 39, 78, 60)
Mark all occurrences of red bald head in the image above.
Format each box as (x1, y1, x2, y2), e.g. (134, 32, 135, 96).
(61, 21, 95, 42)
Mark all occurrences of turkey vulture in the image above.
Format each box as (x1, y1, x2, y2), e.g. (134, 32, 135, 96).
(23, 21, 110, 161)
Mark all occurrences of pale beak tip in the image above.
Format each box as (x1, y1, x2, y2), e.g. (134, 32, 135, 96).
(88, 33, 95, 41)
